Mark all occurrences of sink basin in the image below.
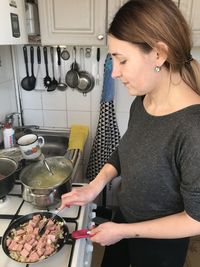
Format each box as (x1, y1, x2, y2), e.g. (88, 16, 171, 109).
(15, 128, 69, 158)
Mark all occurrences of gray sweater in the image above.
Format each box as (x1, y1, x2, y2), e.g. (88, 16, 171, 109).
(108, 96, 200, 223)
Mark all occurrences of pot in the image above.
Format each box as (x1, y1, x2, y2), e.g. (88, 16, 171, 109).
(20, 156, 73, 209)
(0, 157, 18, 198)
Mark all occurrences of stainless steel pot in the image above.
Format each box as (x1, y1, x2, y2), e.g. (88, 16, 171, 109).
(20, 156, 73, 209)
(0, 157, 18, 198)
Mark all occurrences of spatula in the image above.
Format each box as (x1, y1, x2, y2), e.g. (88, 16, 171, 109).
(39, 209, 62, 236)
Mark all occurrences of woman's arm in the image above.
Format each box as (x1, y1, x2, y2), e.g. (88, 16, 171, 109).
(90, 211, 200, 246)
(60, 163, 118, 208)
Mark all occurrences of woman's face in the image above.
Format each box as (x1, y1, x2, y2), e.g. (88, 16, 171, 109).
(108, 35, 162, 96)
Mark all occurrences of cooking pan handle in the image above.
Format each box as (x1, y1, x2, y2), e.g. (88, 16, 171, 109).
(72, 229, 92, 239)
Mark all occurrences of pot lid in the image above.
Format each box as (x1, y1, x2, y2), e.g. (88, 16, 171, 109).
(20, 156, 73, 189)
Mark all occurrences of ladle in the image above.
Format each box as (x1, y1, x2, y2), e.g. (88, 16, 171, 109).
(57, 46, 67, 91)
(21, 46, 35, 91)
(29, 46, 36, 89)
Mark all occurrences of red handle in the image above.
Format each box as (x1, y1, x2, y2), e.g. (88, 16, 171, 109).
(72, 229, 91, 239)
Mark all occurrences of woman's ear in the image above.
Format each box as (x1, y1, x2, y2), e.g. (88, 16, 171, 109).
(154, 41, 169, 66)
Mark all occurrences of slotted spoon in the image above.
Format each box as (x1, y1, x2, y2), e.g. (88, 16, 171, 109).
(43, 46, 52, 89)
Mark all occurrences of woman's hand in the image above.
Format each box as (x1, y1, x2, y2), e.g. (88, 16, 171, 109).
(90, 222, 125, 246)
(59, 184, 97, 209)
(60, 164, 118, 210)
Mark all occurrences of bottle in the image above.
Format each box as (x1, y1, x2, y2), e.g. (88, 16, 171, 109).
(3, 123, 15, 149)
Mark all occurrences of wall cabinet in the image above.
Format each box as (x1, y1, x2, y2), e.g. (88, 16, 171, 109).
(38, 0, 107, 46)
(0, 0, 27, 45)
(178, 0, 200, 46)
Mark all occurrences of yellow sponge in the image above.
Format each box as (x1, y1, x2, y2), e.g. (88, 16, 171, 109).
(68, 125, 89, 151)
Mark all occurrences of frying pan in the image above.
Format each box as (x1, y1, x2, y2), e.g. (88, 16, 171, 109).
(2, 211, 90, 264)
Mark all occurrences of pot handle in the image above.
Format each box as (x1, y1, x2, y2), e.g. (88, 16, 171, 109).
(38, 136, 45, 147)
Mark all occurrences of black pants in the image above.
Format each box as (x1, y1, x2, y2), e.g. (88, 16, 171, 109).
(101, 209, 189, 267)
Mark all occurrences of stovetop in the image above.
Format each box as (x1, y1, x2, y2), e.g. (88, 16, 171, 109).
(0, 181, 95, 267)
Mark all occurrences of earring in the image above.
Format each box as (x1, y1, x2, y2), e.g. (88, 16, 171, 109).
(155, 66, 161, 72)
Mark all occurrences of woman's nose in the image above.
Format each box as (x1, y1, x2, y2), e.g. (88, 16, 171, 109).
(111, 64, 121, 79)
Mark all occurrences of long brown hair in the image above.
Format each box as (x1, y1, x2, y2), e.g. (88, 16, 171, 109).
(109, 0, 200, 95)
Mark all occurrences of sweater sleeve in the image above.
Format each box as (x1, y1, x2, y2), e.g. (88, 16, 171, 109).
(107, 147, 121, 175)
(179, 117, 200, 222)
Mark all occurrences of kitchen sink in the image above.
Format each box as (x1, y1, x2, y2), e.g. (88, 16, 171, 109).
(0, 127, 82, 182)
(15, 128, 70, 158)
(32, 129, 69, 157)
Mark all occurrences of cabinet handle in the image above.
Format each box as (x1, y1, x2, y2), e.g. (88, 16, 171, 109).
(97, 34, 104, 40)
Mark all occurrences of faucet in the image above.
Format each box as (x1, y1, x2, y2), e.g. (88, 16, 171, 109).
(5, 112, 21, 125)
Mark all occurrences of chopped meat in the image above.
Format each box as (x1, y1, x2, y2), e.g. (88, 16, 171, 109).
(16, 244, 23, 252)
(6, 214, 64, 263)
(20, 248, 29, 258)
(33, 227, 39, 235)
(16, 229, 25, 236)
(6, 239, 12, 247)
(26, 224, 34, 234)
(32, 215, 41, 224)
(47, 234, 56, 243)
(44, 245, 55, 256)
(37, 247, 45, 257)
(29, 251, 40, 262)
(8, 240, 17, 250)
(24, 242, 32, 252)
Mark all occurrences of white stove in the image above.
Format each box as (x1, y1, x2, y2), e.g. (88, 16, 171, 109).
(0, 182, 96, 267)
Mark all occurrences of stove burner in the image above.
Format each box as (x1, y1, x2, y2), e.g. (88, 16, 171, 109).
(0, 196, 6, 203)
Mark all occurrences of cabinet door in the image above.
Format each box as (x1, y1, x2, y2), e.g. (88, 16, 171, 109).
(108, 0, 128, 28)
(175, 0, 200, 46)
(38, 0, 107, 45)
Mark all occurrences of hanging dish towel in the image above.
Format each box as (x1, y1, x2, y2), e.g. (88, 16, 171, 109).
(86, 54, 121, 181)
(68, 124, 89, 152)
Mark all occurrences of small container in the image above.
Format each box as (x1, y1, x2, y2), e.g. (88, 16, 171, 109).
(25, 0, 40, 36)
(3, 123, 15, 149)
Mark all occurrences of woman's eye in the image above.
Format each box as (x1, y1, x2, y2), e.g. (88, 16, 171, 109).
(120, 60, 127, 65)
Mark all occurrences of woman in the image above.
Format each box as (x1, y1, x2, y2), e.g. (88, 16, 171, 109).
(60, 0, 200, 266)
